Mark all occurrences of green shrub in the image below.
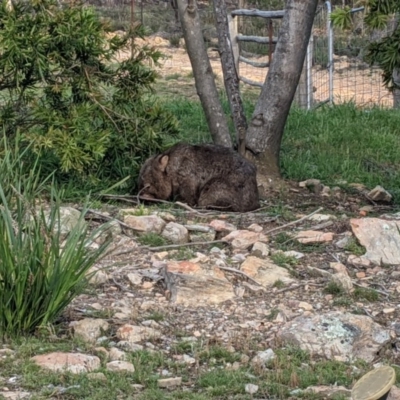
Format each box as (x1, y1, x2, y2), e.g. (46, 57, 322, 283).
(0, 137, 111, 336)
(0, 0, 179, 194)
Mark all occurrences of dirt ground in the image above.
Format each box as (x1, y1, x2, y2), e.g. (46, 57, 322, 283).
(122, 34, 393, 108)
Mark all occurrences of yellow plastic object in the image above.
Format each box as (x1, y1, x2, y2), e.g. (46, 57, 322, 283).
(352, 366, 396, 400)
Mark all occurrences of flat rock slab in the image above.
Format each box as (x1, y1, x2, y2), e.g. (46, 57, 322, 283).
(277, 312, 390, 362)
(165, 261, 235, 306)
(31, 352, 100, 373)
(240, 256, 295, 287)
(350, 218, 400, 266)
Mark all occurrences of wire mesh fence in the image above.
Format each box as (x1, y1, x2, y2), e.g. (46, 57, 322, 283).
(86, 0, 396, 109)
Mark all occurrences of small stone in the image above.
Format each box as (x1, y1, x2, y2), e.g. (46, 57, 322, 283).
(321, 186, 331, 197)
(88, 267, 109, 286)
(309, 213, 334, 222)
(295, 230, 334, 244)
(383, 308, 396, 314)
(300, 179, 323, 194)
(368, 185, 392, 203)
(251, 349, 275, 366)
(247, 224, 263, 233)
(347, 254, 370, 268)
(151, 251, 169, 261)
(0, 391, 31, 399)
(251, 242, 270, 258)
(117, 324, 161, 343)
(124, 215, 166, 234)
(127, 273, 142, 285)
(245, 383, 259, 394)
(298, 301, 313, 311)
(72, 318, 109, 344)
(283, 250, 304, 259)
(87, 372, 107, 381)
(182, 354, 196, 364)
(356, 272, 366, 279)
(209, 220, 236, 232)
(142, 281, 154, 290)
(106, 361, 135, 372)
(31, 352, 100, 373)
(109, 347, 126, 361)
(161, 222, 189, 244)
(158, 377, 182, 388)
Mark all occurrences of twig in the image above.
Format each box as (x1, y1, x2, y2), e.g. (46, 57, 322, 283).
(265, 207, 324, 235)
(352, 281, 390, 298)
(145, 240, 226, 252)
(216, 265, 263, 287)
(275, 283, 307, 294)
(81, 208, 144, 232)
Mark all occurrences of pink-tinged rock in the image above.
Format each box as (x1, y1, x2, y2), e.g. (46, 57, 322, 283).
(247, 224, 263, 233)
(165, 261, 235, 306)
(350, 218, 400, 266)
(209, 220, 236, 232)
(124, 215, 166, 234)
(222, 230, 268, 250)
(31, 352, 100, 373)
(116, 324, 161, 343)
(295, 230, 334, 244)
(106, 361, 135, 372)
(240, 256, 295, 287)
(347, 254, 371, 268)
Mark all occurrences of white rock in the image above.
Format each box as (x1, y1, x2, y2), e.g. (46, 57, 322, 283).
(158, 377, 182, 388)
(251, 349, 275, 366)
(245, 383, 259, 394)
(31, 352, 100, 373)
(161, 222, 189, 244)
(72, 318, 109, 344)
(106, 361, 135, 372)
(124, 215, 166, 234)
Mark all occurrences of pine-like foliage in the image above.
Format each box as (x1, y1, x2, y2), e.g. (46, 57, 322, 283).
(0, 0, 179, 191)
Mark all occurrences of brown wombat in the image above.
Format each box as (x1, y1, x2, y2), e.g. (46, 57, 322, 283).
(138, 143, 260, 212)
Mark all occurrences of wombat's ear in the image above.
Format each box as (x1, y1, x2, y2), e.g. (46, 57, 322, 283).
(158, 155, 169, 172)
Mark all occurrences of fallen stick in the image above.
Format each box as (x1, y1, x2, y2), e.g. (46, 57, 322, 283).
(265, 207, 324, 236)
(216, 265, 263, 287)
(146, 239, 227, 252)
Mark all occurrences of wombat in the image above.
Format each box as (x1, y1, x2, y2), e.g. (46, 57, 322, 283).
(138, 143, 260, 212)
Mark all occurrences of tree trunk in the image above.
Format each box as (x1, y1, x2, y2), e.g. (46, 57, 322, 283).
(245, 0, 318, 187)
(394, 68, 400, 109)
(213, 0, 247, 155)
(176, 0, 232, 147)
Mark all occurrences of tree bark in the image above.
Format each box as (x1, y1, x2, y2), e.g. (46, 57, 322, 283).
(245, 0, 318, 186)
(394, 68, 400, 109)
(213, 0, 247, 155)
(176, 0, 232, 147)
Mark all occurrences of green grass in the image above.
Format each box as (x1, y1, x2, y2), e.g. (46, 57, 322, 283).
(137, 233, 167, 247)
(162, 97, 400, 204)
(0, 334, 374, 399)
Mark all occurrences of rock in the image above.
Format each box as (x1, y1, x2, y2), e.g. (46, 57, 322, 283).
(127, 273, 142, 285)
(251, 349, 275, 366)
(251, 242, 270, 258)
(245, 383, 259, 394)
(0, 391, 31, 399)
(298, 301, 313, 311)
(347, 254, 371, 268)
(247, 223, 263, 233)
(368, 185, 392, 202)
(283, 250, 304, 259)
(295, 230, 334, 244)
(106, 361, 135, 372)
(41, 206, 83, 239)
(161, 222, 189, 244)
(350, 218, 400, 266)
(87, 372, 107, 381)
(71, 318, 109, 344)
(335, 233, 353, 249)
(108, 348, 127, 361)
(0, 349, 15, 358)
(158, 377, 182, 388)
(124, 215, 166, 234)
(330, 262, 353, 293)
(321, 186, 331, 197)
(277, 312, 390, 362)
(88, 267, 109, 286)
(209, 220, 236, 232)
(309, 213, 335, 222)
(117, 342, 144, 351)
(182, 354, 196, 364)
(117, 324, 161, 343)
(299, 179, 323, 194)
(31, 352, 101, 373)
(165, 261, 235, 305)
(154, 211, 176, 222)
(222, 230, 268, 250)
(389, 385, 400, 400)
(305, 385, 352, 398)
(240, 257, 295, 287)
(94, 220, 122, 244)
